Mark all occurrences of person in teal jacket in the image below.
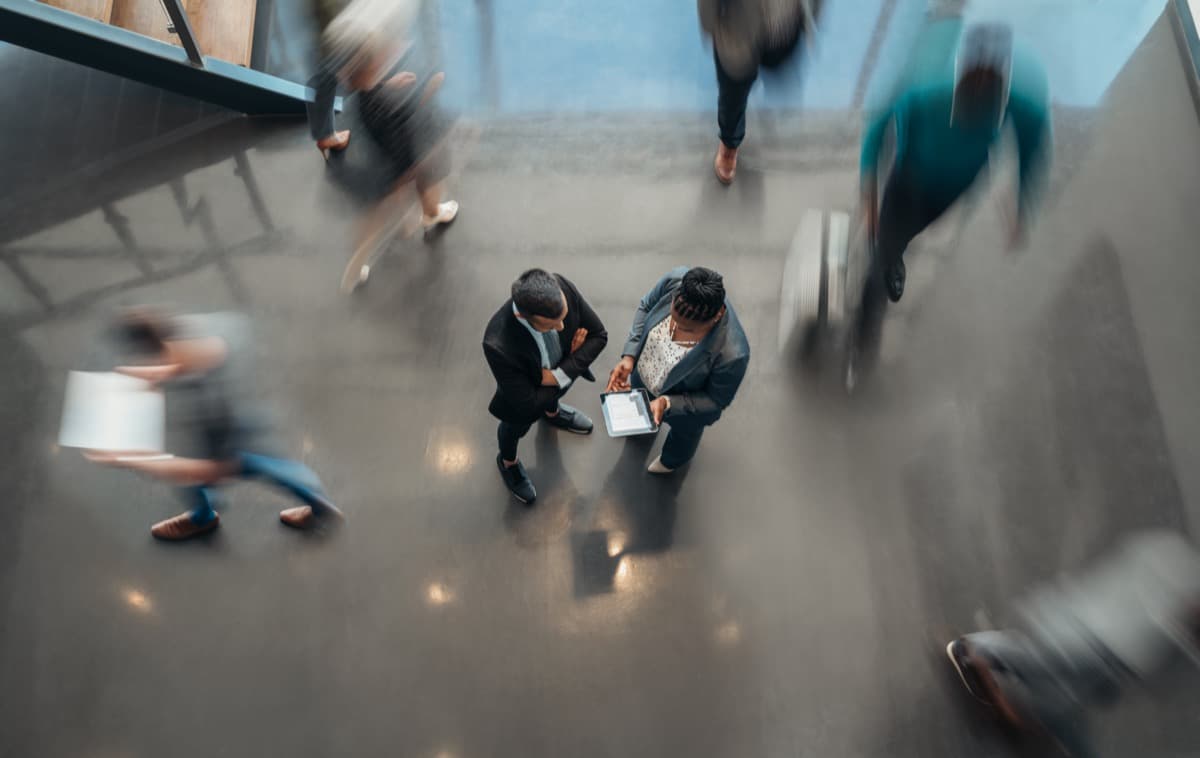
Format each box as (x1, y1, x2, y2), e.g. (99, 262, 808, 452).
(858, 20, 1051, 320)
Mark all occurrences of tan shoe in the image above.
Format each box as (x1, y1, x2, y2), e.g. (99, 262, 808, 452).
(151, 511, 219, 540)
(316, 130, 351, 161)
(280, 506, 316, 529)
(714, 143, 738, 185)
(280, 501, 346, 530)
(647, 456, 675, 475)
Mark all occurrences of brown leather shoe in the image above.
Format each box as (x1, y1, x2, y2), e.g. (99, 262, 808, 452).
(151, 511, 219, 540)
(280, 501, 346, 530)
(714, 143, 738, 185)
(316, 130, 351, 161)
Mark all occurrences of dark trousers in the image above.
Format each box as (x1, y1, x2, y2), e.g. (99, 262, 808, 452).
(498, 390, 568, 461)
(306, 65, 339, 141)
(715, 50, 758, 149)
(857, 172, 960, 346)
(634, 371, 711, 469)
(658, 416, 708, 470)
(498, 419, 534, 463)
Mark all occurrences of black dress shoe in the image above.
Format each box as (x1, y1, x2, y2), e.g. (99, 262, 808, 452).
(885, 257, 906, 303)
(496, 454, 536, 504)
(543, 403, 593, 434)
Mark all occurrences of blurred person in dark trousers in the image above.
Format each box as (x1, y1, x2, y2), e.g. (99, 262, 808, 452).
(86, 310, 345, 540)
(946, 532, 1200, 758)
(605, 267, 749, 473)
(483, 270, 608, 504)
(699, 0, 818, 184)
(856, 19, 1050, 353)
(308, 0, 353, 159)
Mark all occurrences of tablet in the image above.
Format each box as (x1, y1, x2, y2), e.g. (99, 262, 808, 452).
(600, 390, 659, 437)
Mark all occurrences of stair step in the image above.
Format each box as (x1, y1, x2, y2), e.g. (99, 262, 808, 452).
(109, 0, 175, 45)
(39, 0, 115, 23)
(107, 0, 257, 67)
(186, 0, 257, 68)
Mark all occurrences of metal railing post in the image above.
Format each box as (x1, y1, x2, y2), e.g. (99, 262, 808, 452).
(159, 0, 204, 66)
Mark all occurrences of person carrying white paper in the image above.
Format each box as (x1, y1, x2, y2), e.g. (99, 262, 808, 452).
(87, 309, 345, 541)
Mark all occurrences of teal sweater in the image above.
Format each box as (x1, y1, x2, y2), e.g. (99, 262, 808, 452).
(860, 20, 1052, 220)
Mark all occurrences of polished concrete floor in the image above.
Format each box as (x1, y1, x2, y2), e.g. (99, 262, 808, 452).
(3, 2, 1200, 757)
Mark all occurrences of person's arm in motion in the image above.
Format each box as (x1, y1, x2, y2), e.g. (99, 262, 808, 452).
(1008, 94, 1052, 235)
(859, 97, 903, 235)
(85, 452, 238, 486)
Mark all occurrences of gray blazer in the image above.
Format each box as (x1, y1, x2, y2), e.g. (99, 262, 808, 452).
(622, 267, 750, 424)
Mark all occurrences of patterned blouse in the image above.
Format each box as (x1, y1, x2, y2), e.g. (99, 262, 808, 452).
(636, 318, 693, 396)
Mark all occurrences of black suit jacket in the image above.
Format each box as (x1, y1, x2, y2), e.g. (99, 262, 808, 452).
(483, 274, 608, 424)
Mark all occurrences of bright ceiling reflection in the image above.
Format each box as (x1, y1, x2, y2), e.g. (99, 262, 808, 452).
(121, 587, 153, 614)
(425, 582, 454, 607)
(715, 620, 741, 646)
(425, 426, 474, 476)
(606, 532, 626, 558)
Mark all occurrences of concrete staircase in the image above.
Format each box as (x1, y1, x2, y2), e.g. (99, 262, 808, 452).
(40, 0, 256, 66)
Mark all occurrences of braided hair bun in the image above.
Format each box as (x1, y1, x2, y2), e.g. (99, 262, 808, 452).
(675, 268, 726, 323)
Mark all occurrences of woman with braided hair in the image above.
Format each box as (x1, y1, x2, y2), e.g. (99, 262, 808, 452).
(606, 267, 750, 473)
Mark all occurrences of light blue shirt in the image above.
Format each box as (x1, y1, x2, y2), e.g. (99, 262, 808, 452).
(514, 304, 572, 389)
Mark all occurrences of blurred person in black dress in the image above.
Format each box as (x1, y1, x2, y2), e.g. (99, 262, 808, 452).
(325, 0, 459, 290)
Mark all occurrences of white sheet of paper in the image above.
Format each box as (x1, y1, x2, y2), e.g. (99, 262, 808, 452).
(58, 371, 165, 452)
(606, 393, 647, 433)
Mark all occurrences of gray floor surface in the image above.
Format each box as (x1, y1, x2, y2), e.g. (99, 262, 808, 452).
(2, 6, 1199, 758)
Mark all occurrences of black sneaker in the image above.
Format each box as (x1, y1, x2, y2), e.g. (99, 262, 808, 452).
(946, 639, 994, 705)
(543, 403, 593, 435)
(496, 454, 537, 504)
(885, 257, 906, 302)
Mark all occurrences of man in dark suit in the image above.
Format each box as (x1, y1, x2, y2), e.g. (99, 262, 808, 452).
(605, 266, 750, 473)
(483, 269, 608, 503)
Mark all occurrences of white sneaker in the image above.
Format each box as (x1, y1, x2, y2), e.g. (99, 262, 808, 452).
(421, 200, 459, 239)
(647, 456, 675, 475)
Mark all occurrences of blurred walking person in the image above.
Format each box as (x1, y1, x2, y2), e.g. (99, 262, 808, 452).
(326, 0, 460, 291)
(946, 531, 1200, 757)
(86, 310, 346, 540)
(699, 0, 818, 184)
(605, 267, 749, 473)
(854, 19, 1051, 361)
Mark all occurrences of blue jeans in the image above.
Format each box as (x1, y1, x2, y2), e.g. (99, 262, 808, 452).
(183, 453, 333, 524)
